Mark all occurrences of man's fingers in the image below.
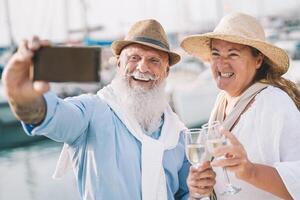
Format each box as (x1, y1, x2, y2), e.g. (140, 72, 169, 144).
(189, 185, 213, 197)
(190, 168, 216, 180)
(15, 51, 33, 64)
(200, 161, 212, 170)
(188, 162, 215, 198)
(190, 161, 211, 172)
(16, 39, 34, 62)
(18, 39, 28, 49)
(33, 81, 50, 94)
(40, 39, 51, 46)
(189, 178, 216, 188)
(18, 39, 28, 55)
(27, 36, 51, 51)
(28, 36, 41, 50)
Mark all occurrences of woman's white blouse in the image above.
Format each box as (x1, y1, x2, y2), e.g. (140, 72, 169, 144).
(214, 86, 300, 200)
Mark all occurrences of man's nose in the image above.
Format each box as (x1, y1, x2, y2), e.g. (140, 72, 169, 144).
(136, 59, 150, 73)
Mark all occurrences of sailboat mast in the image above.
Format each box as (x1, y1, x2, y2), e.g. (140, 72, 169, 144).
(80, 0, 89, 39)
(63, 0, 70, 41)
(4, 0, 14, 46)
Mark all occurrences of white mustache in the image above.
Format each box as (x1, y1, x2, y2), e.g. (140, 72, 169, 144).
(127, 71, 158, 81)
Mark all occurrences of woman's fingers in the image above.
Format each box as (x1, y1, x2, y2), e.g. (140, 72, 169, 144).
(222, 129, 241, 146)
(211, 130, 247, 161)
(211, 157, 241, 167)
(214, 145, 243, 158)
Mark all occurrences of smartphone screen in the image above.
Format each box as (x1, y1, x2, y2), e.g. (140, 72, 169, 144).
(33, 46, 101, 82)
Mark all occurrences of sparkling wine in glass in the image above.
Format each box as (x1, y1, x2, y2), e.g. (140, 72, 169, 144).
(203, 121, 241, 196)
(185, 128, 210, 200)
(186, 143, 206, 167)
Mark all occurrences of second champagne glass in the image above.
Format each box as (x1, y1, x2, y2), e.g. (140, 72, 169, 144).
(203, 121, 241, 196)
(185, 128, 210, 200)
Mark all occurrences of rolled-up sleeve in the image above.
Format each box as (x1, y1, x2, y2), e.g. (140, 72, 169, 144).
(22, 91, 103, 144)
(23, 91, 59, 135)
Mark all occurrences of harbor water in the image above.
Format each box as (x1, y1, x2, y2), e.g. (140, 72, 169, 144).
(0, 139, 81, 200)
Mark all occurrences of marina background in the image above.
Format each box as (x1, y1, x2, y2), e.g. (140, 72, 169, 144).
(0, 0, 300, 199)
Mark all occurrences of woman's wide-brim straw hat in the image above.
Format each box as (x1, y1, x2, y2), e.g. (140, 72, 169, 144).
(111, 19, 180, 66)
(181, 12, 289, 75)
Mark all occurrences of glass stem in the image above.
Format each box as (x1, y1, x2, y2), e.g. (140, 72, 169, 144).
(223, 167, 231, 185)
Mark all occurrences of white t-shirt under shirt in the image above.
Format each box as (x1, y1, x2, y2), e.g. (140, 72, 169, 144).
(214, 86, 300, 200)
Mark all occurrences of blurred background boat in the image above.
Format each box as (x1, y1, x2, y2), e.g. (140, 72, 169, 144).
(0, 83, 46, 148)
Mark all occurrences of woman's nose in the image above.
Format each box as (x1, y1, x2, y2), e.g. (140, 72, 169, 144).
(216, 56, 229, 69)
(220, 56, 229, 64)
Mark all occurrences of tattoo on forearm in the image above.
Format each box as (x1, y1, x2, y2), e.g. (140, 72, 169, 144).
(9, 97, 46, 125)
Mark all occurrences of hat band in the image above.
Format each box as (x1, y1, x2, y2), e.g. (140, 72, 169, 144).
(131, 36, 169, 50)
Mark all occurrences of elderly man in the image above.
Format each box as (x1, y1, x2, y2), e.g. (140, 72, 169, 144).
(2, 19, 215, 200)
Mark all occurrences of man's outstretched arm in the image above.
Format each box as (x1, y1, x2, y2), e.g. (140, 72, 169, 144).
(2, 36, 50, 124)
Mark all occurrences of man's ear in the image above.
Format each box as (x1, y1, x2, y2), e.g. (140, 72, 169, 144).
(165, 66, 170, 76)
(116, 56, 121, 68)
(109, 56, 119, 67)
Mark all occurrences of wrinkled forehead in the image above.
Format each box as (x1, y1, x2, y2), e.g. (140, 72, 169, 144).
(121, 44, 169, 60)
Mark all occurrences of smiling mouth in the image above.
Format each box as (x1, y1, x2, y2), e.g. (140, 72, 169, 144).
(129, 72, 157, 82)
(132, 76, 152, 82)
(219, 72, 234, 78)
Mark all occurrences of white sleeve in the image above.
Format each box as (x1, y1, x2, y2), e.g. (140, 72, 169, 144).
(274, 101, 300, 199)
(259, 87, 300, 199)
(274, 110, 300, 200)
(275, 161, 300, 199)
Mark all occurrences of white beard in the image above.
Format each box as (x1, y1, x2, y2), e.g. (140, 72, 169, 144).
(110, 72, 168, 135)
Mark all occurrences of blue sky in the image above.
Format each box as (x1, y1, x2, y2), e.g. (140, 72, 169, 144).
(0, 0, 299, 46)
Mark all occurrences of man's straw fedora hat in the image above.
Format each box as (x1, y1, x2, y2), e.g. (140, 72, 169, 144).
(181, 12, 289, 75)
(111, 19, 180, 66)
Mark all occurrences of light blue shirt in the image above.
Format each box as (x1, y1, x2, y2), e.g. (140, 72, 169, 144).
(23, 91, 190, 200)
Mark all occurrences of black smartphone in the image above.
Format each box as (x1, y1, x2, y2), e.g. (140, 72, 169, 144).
(32, 46, 101, 82)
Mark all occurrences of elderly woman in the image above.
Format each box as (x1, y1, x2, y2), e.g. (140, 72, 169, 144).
(181, 12, 300, 200)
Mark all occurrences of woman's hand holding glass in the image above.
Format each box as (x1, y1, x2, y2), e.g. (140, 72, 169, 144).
(211, 129, 256, 181)
(204, 121, 241, 195)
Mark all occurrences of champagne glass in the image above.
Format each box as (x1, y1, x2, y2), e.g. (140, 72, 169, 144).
(184, 128, 210, 200)
(203, 121, 241, 195)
